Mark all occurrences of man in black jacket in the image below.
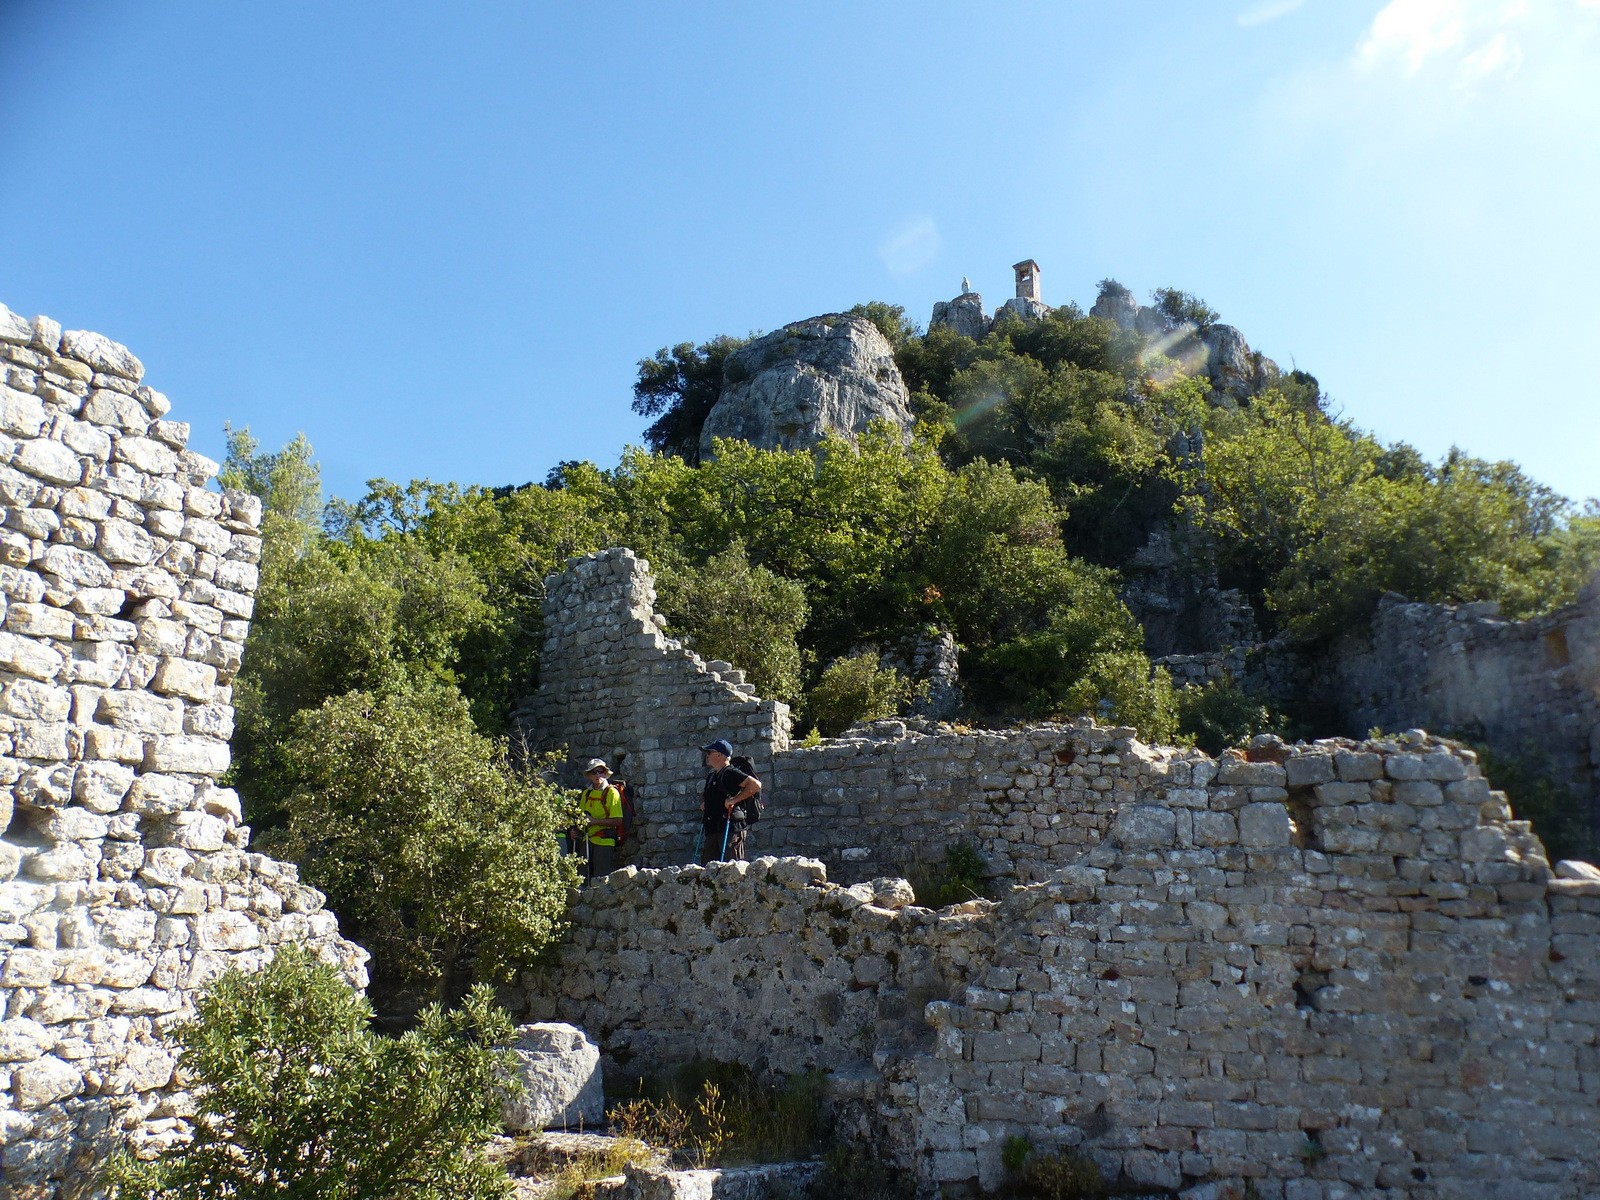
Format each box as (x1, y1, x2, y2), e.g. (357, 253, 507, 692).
(698, 738, 761, 864)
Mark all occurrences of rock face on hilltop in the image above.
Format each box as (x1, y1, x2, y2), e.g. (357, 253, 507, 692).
(929, 291, 989, 340)
(1091, 281, 1279, 403)
(698, 314, 913, 457)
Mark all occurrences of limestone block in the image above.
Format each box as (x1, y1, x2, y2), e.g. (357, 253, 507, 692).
(12, 1054, 82, 1109)
(14, 438, 82, 486)
(1333, 751, 1383, 781)
(151, 656, 216, 702)
(72, 761, 134, 819)
(112, 436, 177, 476)
(0, 1017, 52, 1062)
(97, 689, 184, 735)
(35, 808, 108, 843)
(0, 304, 33, 344)
(98, 518, 156, 565)
(123, 773, 196, 817)
(60, 330, 143, 381)
(144, 735, 229, 775)
(152, 812, 229, 852)
(39, 543, 113, 588)
(1238, 803, 1293, 847)
(500, 1022, 604, 1131)
(1, 677, 71, 722)
(0, 630, 65, 680)
(0, 387, 47, 437)
(83, 723, 145, 764)
(1113, 804, 1176, 847)
(1214, 758, 1286, 787)
(61, 419, 111, 460)
(1556, 860, 1600, 882)
(81, 389, 148, 431)
(111, 1042, 175, 1092)
(194, 910, 261, 951)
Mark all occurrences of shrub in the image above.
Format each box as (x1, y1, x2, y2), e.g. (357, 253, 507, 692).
(274, 677, 576, 1001)
(102, 946, 518, 1200)
(655, 540, 810, 703)
(802, 653, 916, 737)
(913, 842, 990, 908)
(1175, 677, 1287, 756)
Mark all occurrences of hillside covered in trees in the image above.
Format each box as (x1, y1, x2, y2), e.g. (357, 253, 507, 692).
(222, 279, 1600, 1007)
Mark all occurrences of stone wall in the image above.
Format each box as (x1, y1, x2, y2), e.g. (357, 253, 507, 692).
(760, 722, 1178, 887)
(514, 734, 1600, 1200)
(518, 552, 1209, 886)
(1320, 590, 1600, 830)
(513, 547, 792, 864)
(0, 305, 366, 1198)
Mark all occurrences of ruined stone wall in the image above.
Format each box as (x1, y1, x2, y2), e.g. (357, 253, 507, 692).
(0, 305, 367, 1198)
(517, 552, 1216, 885)
(515, 734, 1600, 1200)
(514, 548, 792, 864)
(761, 722, 1185, 887)
(1321, 591, 1600, 825)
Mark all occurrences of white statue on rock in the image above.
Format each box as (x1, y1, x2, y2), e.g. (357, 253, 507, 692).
(961, 276, 973, 295)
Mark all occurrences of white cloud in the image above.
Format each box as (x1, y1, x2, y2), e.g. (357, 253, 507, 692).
(1457, 30, 1523, 84)
(877, 217, 942, 277)
(1356, 0, 1470, 76)
(1347, 0, 1600, 93)
(1237, 0, 1304, 28)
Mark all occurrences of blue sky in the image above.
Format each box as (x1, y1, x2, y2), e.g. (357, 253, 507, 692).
(2, 1, 1596, 505)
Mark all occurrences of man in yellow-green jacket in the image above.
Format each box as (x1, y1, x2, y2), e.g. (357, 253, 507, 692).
(577, 758, 624, 882)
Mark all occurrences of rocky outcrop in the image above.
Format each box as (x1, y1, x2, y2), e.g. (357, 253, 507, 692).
(0, 304, 366, 1197)
(994, 296, 1050, 325)
(698, 315, 912, 458)
(1091, 282, 1279, 402)
(929, 291, 989, 340)
(1089, 281, 1138, 328)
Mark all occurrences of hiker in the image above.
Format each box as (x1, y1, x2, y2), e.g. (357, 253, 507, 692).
(577, 758, 625, 882)
(698, 738, 761, 865)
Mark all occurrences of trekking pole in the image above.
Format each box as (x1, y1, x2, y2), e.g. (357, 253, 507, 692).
(585, 834, 592, 883)
(720, 816, 731, 862)
(692, 825, 704, 866)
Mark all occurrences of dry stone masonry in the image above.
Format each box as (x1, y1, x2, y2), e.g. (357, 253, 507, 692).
(515, 733, 1600, 1200)
(514, 547, 793, 864)
(0, 304, 366, 1198)
(1321, 589, 1600, 833)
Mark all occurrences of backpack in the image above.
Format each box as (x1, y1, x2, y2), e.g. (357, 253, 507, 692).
(611, 778, 639, 843)
(728, 755, 762, 824)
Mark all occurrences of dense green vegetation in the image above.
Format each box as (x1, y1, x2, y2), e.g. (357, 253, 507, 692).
(103, 948, 519, 1200)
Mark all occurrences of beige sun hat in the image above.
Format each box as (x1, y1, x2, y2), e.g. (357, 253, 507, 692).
(583, 758, 611, 775)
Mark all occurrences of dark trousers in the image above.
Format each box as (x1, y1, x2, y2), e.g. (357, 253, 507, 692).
(700, 818, 747, 865)
(582, 841, 615, 882)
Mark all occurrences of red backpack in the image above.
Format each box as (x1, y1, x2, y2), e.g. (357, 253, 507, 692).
(610, 777, 639, 843)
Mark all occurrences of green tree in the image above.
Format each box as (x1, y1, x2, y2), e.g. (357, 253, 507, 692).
(103, 947, 517, 1200)
(847, 301, 920, 347)
(655, 540, 810, 703)
(230, 531, 493, 828)
(802, 653, 916, 737)
(275, 679, 576, 999)
(1150, 287, 1220, 331)
(1191, 394, 1600, 639)
(632, 335, 752, 463)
